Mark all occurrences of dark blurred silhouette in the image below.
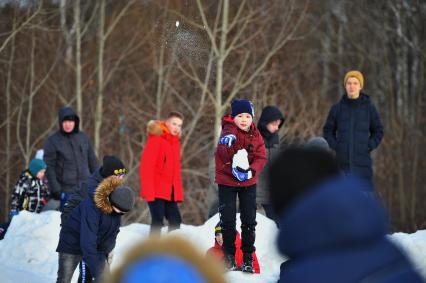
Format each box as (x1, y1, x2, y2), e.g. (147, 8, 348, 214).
(269, 147, 424, 283)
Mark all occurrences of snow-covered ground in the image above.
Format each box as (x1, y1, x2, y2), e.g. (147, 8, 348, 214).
(0, 210, 425, 283)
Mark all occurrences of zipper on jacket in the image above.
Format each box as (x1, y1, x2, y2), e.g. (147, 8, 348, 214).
(349, 104, 355, 170)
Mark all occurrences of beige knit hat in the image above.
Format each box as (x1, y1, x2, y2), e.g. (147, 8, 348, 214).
(344, 70, 364, 89)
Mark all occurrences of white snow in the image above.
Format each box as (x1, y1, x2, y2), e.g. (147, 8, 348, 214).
(0, 210, 425, 283)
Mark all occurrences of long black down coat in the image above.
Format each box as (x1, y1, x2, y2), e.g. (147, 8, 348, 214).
(323, 93, 384, 180)
(44, 107, 98, 196)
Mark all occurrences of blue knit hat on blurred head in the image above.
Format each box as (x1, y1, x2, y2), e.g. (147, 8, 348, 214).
(121, 255, 206, 283)
(28, 158, 46, 177)
(105, 236, 226, 283)
(231, 99, 255, 118)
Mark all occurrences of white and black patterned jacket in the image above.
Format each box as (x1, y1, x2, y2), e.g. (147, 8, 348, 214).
(10, 170, 50, 213)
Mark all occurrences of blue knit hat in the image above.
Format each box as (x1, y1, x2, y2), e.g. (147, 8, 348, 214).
(231, 99, 254, 118)
(28, 158, 46, 177)
(121, 255, 207, 283)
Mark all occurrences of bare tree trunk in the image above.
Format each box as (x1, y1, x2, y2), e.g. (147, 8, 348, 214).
(321, 15, 331, 98)
(155, 39, 165, 119)
(213, 0, 229, 143)
(25, 32, 37, 165)
(4, 17, 17, 217)
(60, 0, 73, 63)
(74, 0, 83, 127)
(95, 0, 106, 155)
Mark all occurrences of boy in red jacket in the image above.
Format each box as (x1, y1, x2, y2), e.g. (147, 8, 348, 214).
(207, 222, 260, 273)
(140, 111, 184, 234)
(215, 99, 267, 273)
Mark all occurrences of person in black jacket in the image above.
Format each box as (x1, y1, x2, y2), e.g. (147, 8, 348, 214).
(44, 106, 98, 210)
(256, 106, 284, 225)
(56, 177, 135, 283)
(323, 70, 384, 182)
(57, 155, 126, 283)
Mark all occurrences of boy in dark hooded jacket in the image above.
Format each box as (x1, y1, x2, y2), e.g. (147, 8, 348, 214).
(44, 106, 98, 210)
(256, 106, 284, 225)
(215, 99, 267, 273)
(56, 176, 135, 282)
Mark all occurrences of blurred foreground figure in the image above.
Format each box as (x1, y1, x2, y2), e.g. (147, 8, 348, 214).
(105, 236, 226, 283)
(269, 147, 424, 283)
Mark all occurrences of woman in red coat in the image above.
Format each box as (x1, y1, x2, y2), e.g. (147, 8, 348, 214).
(206, 223, 260, 273)
(140, 111, 184, 234)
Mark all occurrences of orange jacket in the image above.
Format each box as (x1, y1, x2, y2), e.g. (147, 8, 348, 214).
(140, 121, 184, 202)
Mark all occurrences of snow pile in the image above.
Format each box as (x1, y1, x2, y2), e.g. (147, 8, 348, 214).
(0, 211, 425, 283)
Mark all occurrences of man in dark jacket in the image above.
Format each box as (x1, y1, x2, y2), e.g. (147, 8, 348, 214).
(44, 106, 98, 210)
(256, 106, 284, 225)
(57, 155, 126, 283)
(56, 177, 135, 282)
(269, 147, 424, 283)
(323, 71, 384, 182)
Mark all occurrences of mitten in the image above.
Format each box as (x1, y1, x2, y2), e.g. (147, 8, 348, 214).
(51, 190, 61, 200)
(219, 134, 236, 147)
(232, 167, 252, 182)
(232, 149, 252, 181)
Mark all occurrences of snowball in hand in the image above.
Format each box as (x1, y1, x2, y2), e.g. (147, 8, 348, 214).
(232, 149, 250, 170)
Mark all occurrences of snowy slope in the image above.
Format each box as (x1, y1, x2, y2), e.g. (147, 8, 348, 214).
(0, 211, 425, 283)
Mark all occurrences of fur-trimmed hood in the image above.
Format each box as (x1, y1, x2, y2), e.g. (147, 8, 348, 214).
(93, 176, 124, 214)
(147, 120, 169, 136)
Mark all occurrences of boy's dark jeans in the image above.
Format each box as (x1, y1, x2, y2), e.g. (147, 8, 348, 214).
(148, 198, 182, 234)
(218, 184, 257, 256)
(56, 252, 82, 283)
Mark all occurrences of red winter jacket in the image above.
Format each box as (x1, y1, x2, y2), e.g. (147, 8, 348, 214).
(215, 116, 267, 187)
(139, 120, 184, 202)
(206, 231, 261, 273)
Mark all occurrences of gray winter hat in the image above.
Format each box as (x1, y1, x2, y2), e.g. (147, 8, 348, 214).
(305, 137, 330, 151)
(109, 186, 135, 213)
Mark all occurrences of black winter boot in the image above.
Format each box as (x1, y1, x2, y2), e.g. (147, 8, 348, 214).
(241, 253, 254, 273)
(224, 254, 238, 271)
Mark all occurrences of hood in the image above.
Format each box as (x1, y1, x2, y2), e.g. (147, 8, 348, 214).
(277, 176, 387, 258)
(341, 92, 370, 105)
(147, 120, 169, 136)
(257, 106, 284, 147)
(257, 106, 284, 131)
(58, 106, 80, 134)
(93, 176, 124, 214)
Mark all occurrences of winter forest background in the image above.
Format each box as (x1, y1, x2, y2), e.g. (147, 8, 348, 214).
(0, 0, 425, 232)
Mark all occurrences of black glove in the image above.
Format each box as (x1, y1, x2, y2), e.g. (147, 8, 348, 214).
(51, 190, 61, 200)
